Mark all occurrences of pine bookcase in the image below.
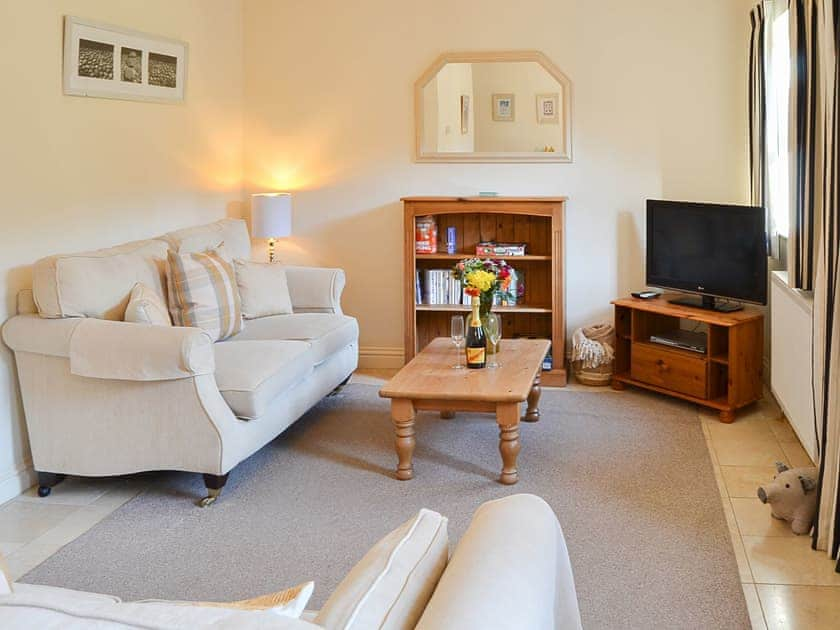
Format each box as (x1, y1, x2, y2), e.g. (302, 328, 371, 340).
(402, 196, 567, 386)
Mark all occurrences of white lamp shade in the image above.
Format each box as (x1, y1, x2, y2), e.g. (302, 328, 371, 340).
(251, 193, 292, 239)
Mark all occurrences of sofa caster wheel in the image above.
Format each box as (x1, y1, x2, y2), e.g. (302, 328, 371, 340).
(198, 473, 227, 507)
(36, 472, 65, 498)
(197, 494, 218, 508)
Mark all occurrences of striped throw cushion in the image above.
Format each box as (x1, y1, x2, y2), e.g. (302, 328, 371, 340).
(166, 249, 243, 341)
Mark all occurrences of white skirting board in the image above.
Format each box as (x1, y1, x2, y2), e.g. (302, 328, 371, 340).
(0, 462, 36, 506)
(358, 346, 405, 369)
(770, 271, 818, 462)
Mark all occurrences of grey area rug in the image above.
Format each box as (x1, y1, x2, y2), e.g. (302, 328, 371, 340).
(24, 384, 749, 629)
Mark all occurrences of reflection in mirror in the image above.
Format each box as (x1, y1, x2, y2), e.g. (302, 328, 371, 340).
(416, 52, 571, 162)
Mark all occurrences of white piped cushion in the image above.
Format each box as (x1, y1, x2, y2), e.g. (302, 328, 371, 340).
(124, 282, 172, 326)
(315, 509, 448, 630)
(231, 313, 359, 365)
(163, 218, 252, 261)
(32, 239, 169, 320)
(214, 340, 314, 419)
(235, 260, 294, 319)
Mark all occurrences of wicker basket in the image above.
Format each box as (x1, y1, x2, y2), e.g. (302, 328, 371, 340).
(571, 360, 614, 386)
(571, 323, 615, 386)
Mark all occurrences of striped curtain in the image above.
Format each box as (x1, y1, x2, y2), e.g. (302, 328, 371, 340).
(750, 4, 768, 210)
(789, 0, 820, 290)
(811, 0, 840, 571)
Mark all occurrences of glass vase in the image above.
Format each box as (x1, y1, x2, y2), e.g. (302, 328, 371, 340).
(479, 292, 498, 354)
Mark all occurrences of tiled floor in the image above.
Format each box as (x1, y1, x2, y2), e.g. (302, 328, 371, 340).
(699, 397, 840, 629)
(0, 369, 836, 628)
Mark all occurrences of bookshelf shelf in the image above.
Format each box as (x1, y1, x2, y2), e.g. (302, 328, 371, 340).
(403, 196, 566, 386)
(415, 253, 552, 261)
(416, 304, 552, 313)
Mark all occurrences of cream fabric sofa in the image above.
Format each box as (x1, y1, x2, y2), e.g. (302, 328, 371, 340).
(2, 219, 358, 505)
(0, 494, 583, 629)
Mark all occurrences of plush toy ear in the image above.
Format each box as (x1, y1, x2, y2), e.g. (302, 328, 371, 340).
(775, 462, 789, 473)
(800, 476, 817, 493)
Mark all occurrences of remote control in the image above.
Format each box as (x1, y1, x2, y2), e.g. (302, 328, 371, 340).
(631, 290, 660, 299)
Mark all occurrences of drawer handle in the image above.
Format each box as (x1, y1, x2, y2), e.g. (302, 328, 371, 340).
(656, 359, 670, 372)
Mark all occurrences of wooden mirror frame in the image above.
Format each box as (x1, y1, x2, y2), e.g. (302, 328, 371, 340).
(414, 50, 573, 163)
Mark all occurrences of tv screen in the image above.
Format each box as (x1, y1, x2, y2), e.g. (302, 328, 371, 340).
(646, 199, 767, 305)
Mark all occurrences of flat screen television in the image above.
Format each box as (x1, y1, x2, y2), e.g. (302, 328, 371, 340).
(646, 199, 767, 312)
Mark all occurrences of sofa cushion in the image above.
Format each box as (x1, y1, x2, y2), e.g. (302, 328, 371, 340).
(163, 218, 252, 261)
(124, 282, 172, 326)
(10, 583, 120, 605)
(0, 592, 321, 629)
(235, 260, 294, 319)
(231, 313, 359, 365)
(167, 249, 243, 341)
(214, 340, 314, 419)
(32, 239, 169, 320)
(315, 508, 449, 630)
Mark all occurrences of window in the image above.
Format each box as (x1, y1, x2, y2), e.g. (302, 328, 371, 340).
(766, 6, 790, 251)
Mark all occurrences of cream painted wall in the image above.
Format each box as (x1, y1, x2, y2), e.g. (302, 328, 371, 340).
(0, 1, 244, 502)
(243, 0, 752, 364)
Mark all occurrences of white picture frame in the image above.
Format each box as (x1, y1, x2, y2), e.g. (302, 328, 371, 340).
(536, 93, 559, 124)
(63, 16, 188, 103)
(492, 93, 515, 122)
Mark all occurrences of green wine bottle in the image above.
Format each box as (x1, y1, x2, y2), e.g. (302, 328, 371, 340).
(465, 296, 486, 369)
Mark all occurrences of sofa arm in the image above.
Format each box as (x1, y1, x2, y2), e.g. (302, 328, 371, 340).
(416, 494, 582, 630)
(284, 266, 346, 314)
(65, 319, 214, 381)
(3, 315, 82, 358)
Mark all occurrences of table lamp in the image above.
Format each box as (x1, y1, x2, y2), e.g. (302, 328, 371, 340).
(251, 193, 292, 262)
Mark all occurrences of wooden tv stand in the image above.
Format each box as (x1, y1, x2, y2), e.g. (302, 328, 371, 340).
(610, 295, 763, 423)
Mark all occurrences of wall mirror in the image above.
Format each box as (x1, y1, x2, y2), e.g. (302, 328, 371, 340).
(415, 51, 572, 163)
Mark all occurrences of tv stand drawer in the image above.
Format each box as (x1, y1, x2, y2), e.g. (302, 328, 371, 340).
(630, 343, 708, 399)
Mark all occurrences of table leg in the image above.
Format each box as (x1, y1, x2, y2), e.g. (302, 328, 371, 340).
(497, 403, 521, 485)
(523, 374, 541, 422)
(391, 399, 415, 480)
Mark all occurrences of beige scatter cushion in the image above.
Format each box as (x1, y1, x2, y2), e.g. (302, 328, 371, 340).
(315, 509, 448, 630)
(32, 239, 168, 320)
(234, 259, 294, 319)
(163, 218, 252, 261)
(192, 581, 314, 619)
(166, 249, 243, 341)
(124, 282, 172, 326)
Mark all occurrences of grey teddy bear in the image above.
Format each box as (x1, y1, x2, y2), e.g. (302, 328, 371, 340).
(757, 462, 819, 535)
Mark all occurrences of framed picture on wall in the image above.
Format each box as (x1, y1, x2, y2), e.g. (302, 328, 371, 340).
(492, 93, 515, 122)
(63, 16, 188, 103)
(536, 93, 559, 124)
(460, 95, 470, 134)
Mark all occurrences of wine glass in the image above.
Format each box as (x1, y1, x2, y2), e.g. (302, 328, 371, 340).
(485, 313, 502, 368)
(450, 315, 465, 369)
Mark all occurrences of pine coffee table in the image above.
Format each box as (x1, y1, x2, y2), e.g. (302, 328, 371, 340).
(379, 337, 549, 485)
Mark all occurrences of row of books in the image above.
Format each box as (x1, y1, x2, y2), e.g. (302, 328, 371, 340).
(415, 270, 466, 305)
(414, 269, 524, 306)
